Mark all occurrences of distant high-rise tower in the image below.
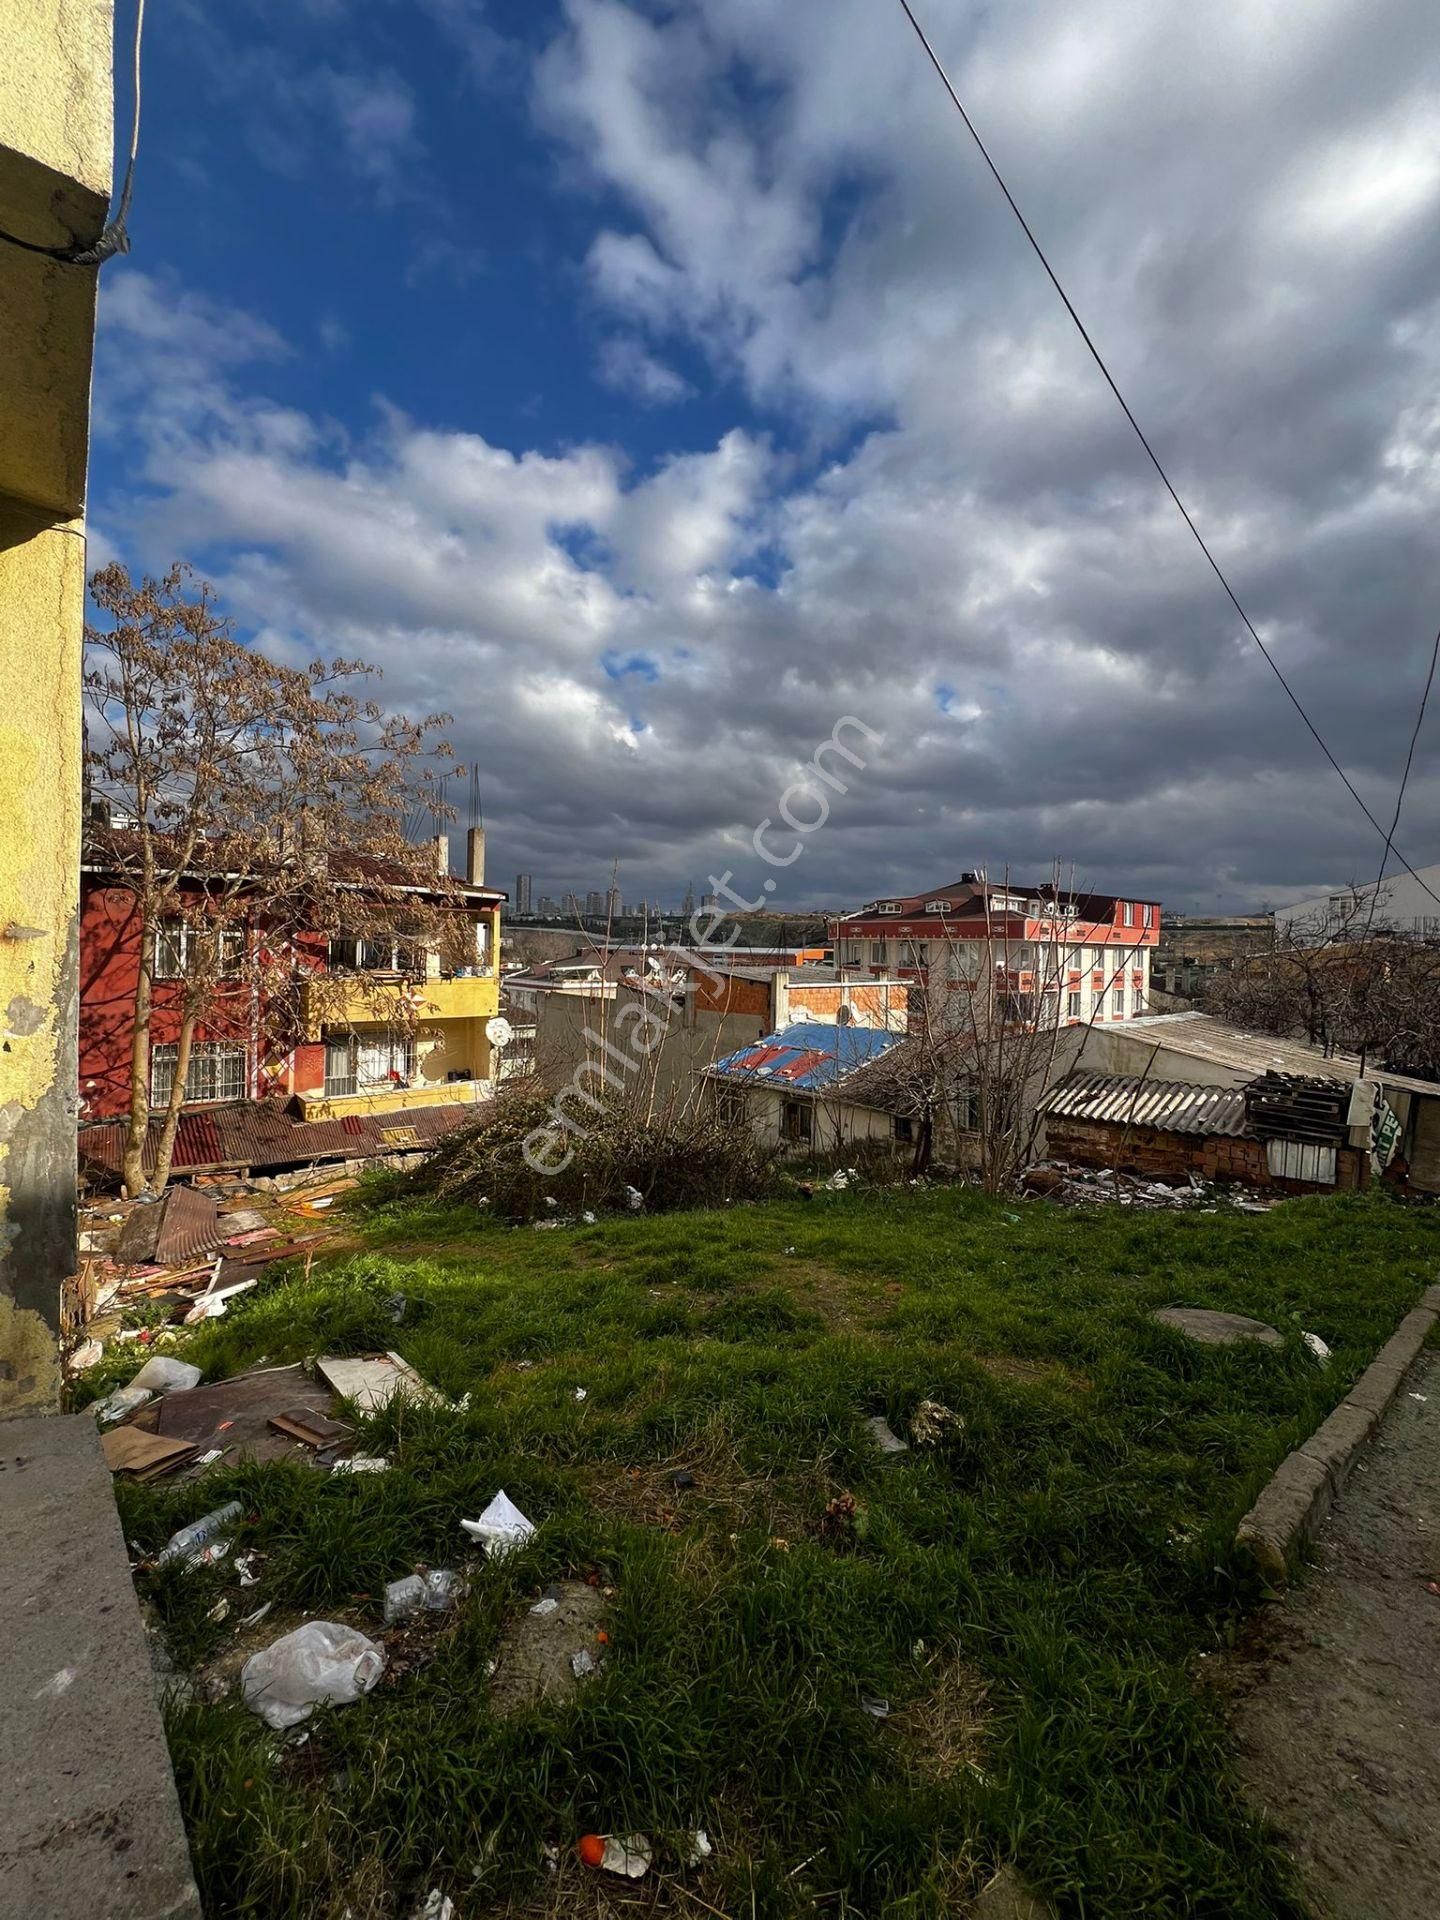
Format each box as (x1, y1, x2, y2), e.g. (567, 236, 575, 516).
(514, 873, 533, 915)
(681, 880, 696, 920)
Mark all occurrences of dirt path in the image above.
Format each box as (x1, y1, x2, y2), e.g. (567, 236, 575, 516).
(1226, 1348, 1440, 1919)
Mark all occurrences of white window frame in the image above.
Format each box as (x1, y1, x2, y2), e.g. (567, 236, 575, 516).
(324, 1029, 417, 1098)
(153, 919, 244, 981)
(781, 1098, 813, 1143)
(150, 1040, 247, 1107)
(1067, 988, 1082, 1018)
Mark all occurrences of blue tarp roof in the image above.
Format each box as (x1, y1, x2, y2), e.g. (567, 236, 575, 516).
(707, 1021, 904, 1094)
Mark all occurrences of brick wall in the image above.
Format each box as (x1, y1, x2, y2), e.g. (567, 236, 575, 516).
(1045, 1115, 1368, 1193)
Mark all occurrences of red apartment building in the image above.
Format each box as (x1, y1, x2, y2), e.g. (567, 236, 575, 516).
(79, 830, 507, 1173)
(833, 871, 1161, 1027)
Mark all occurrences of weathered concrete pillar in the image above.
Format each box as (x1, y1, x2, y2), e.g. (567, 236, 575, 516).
(0, 0, 114, 1414)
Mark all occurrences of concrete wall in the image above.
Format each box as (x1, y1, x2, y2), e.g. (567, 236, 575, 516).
(0, 0, 113, 1413)
(535, 985, 772, 1112)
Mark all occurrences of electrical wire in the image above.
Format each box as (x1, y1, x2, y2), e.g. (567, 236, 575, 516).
(0, 0, 145, 266)
(896, 0, 1440, 913)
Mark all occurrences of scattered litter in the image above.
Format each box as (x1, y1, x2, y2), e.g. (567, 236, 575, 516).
(578, 1834, 651, 1878)
(409, 1894, 453, 1920)
(542, 1843, 560, 1872)
(1411, 1393, 1429, 1404)
(866, 1414, 909, 1459)
(625, 1185, 644, 1210)
(208, 1598, 231, 1623)
(569, 1647, 598, 1680)
(861, 1694, 890, 1719)
(241, 1621, 386, 1729)
(241, 1600, 273, 1628)
(461, 1490, 536, 1559)
(234, 1550, 263, 1587)
(581, 1210, 597, 1224)
(910, 1399, 965, 1447)
(384, 1568, 465, 1623)
(514, 1359, 535, 1370)
(784, 1245, 797, 1254)
(129, 1354, 203, 1395)
(221, 1208, 270, 1235)
(824, 1168, 852, 1191)
(156, 1500, 244, 1568)
(573, 1387, 588, 1402)
(196, 1448, 224, 1467)
(680, 1829, 713, 1866)
(317, 1352, 439, 1413)
(331, 1456, 390, 1475)
(530, 1596, 559, 1617)
(92, 1384, 154, 1425)
(183, 1278, 258, 1324)
(1302, 1331, 1332, 1364)
(67, 1338, 104, 1373)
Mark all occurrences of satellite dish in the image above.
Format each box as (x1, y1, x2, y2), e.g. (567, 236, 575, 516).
(485, 1015, 513, 1049)
(835, 1002, 854, 1026)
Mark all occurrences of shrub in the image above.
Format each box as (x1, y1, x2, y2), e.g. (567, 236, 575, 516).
(412, 1081, 780, 1222)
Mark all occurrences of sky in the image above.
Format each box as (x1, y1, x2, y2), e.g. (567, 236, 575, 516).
(88, 0, 1440, 915)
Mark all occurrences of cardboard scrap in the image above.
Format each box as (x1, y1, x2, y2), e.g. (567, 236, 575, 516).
(101, 1425, 202, 1481)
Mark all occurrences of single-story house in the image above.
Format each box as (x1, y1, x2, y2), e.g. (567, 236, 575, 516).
(705, 1021, 918, 1155)
(1044, 1012, 1440, 1193)
(1038, 1070, 1374, 1193)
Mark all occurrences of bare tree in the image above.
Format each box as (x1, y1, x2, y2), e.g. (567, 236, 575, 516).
(1205, 892, 1440, 1078)
(86, 563, 463, 1194)
(850, 866, 1157, 1191)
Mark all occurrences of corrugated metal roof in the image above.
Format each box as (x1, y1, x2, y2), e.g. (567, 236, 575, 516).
(1040, 1071, 1250, 1136)
(1115, 1012, 1440, 1097)
(707, 1020, 904, 1094)
(78, 1098, 479, 1179)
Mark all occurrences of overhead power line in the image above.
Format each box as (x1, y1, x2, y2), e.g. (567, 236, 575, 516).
(896, 0, 1440, 914)
(1362, 622, 1440, 938)
(0, 0, 145, 266)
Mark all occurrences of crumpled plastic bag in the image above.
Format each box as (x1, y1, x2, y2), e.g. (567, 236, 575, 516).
(460, 1489, 535, 1560)
(240, 1621, 386, 1730)
(129, 1354, 203, 1393)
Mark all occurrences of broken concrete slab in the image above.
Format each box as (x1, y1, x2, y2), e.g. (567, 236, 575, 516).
(317, 1351, 440, 1414)
(127, 1363, 345, 1473)
(489, 1581, 608, 1714)
(1153, 1308, 1283, 1348)
(866, 1414, 910, 1458)
(0, 1413, 202, 1919)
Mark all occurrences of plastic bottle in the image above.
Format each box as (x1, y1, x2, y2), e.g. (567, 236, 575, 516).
(156, 1500, 244, 1567)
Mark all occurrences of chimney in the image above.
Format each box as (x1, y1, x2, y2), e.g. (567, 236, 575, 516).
(434, 832, 450, 878)
(466, 826, 485, 886)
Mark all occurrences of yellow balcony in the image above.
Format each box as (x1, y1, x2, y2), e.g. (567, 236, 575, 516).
(303, 971, 498, 1039)
(295, 1079, 495, 1124)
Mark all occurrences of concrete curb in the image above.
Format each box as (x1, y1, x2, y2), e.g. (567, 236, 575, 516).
(1235, 1281, 1440, 1586)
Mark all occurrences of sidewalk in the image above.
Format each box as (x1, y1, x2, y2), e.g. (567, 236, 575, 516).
(0, 1411, 201, 1919)
(1227, 1349, 1440, 1919)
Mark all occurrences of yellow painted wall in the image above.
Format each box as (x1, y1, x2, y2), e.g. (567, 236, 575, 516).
(0, 508, 87, 1410)
(0, 0, 113, 1414)
(0, 0, 114, 200)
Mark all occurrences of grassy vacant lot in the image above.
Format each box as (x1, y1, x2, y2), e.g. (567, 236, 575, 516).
(116, 1185, 1440, 1919)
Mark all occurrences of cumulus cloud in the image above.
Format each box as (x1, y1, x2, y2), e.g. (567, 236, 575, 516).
(91, 0, 1440, 910)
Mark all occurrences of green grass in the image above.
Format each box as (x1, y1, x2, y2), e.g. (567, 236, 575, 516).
(118, 1184, 1440, 1918)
